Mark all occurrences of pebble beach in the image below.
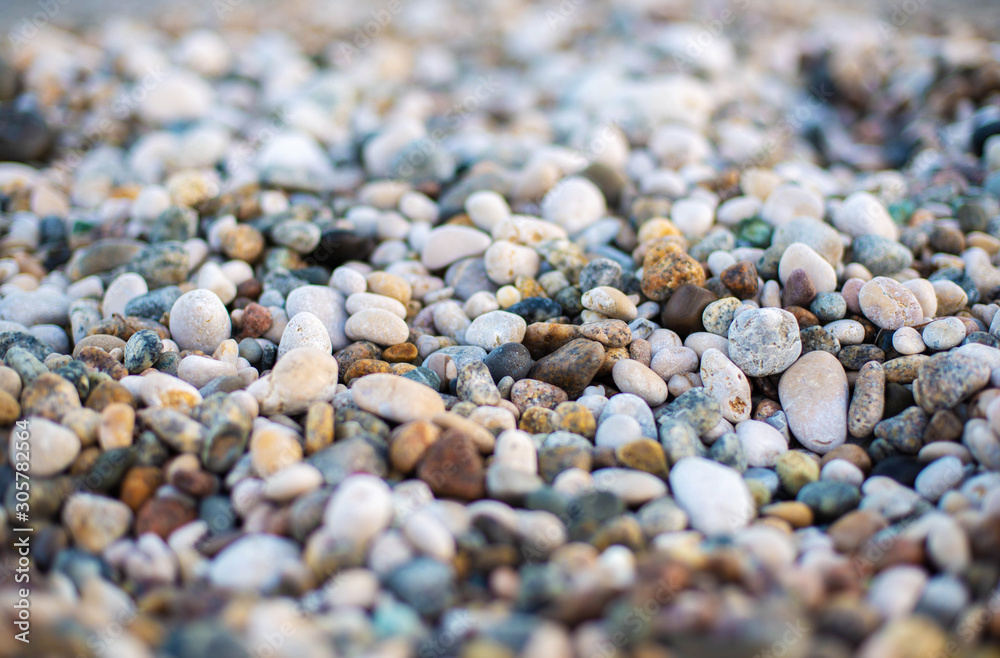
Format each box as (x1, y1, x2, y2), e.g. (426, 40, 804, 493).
(2, 0, 1000, 656)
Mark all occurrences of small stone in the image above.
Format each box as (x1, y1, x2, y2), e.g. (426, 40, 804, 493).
(915, 456, 964, 502)
(581, 286, 637, 321)
(456, 361, 501, 406)
(700, 348, 751, 423)
(21, 372, 81, 421)
(669, 457, 755, 536)
(323, 473, 394, 547)
(809, 292, 847, 323)
(875, 407, 928, 455)
(124, 329, 164, 374)
(592, 467, 667, 505)
(779, 350, 848, 454)
(246, 347, 339, 415)
(208, 534, 302, 592)
(278, 311, 332, 358)
(649, 346, 699, 380)
(642, 250, 705, 301)
(169, 289, 232, 353)
(727, 307, 801, 377)
(385, 557, 456, 619)
(891, 327, 924, 355)
(464, 311, 527, 350)
(99, 403, 135, 451)
(417, 429, 485, 500)
(858, 277, 923, 330)
(736, 420, 788, 467)
(421, 225, 492, 270)
(701, 297, 741, 336)
(796, 480, 861, 522)
(612, 359, 667, 406)
(849, 361, 885, 438)
(15, 417, 80, 477)
(775, 451, 820, 495)
(922, 318, 966, 351)
(527, 338, 604, 396)
(579, 320, 632, 348)
(913, 351, 990, 413)
(352, 373, 445, 422)
(541, 176, 607, 234)
(852, 234, 913, 276)
(345, 308, 410, 347)
(779, 243, 837, 293)
(833, 192, 898, 240)
(251, 423, 303, 477)
(62, 493, 132, 553)
(660, 284, 717, 337)
(614, 439, 668, 478)
(390, 420, 441, 473)
(720, 261, 759, 298)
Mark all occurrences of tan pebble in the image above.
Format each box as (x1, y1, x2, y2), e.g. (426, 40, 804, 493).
(99, 403, 136, 451)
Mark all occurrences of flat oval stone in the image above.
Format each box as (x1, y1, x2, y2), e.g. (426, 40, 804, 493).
(345, 308, 410, 347)
(351, 373, 446, 423)
(778, 242, 837, 293)
(736, 420, 788, 467)
(778, 350, 849, 454)
(858, 277, 923, 330)
(169, 289, 231, 354)
(612, 359, 667, 406)
(669, 456, 755, 536)
(421, 225, 492, 270)
(245, 347, 339, 415)
(581, 286, 638, 321)
(464, 311, 527, 351)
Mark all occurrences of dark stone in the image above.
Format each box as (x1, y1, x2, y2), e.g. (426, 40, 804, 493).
(963, 332, 1000, 349)
(838, 344, 885, 371)
(870, 455, 924, 487)
(874, 406, 928, 454)
(483, 342, 533, 382)
(0, 331, 52, 362)
(307, 229, 375, 270)
(660, 284, 717, 337)
(0, 104, 54, 162)
(579, 258, 622, 292)
(720, 261, 759, 299)
(445, 257, 498, 301)
(124, 286, 182, 321)
(128, 242, 190, 290)
(796, 481, 861, 523)
(527, 338, 604, 396)
(782, 268, 817, 307)
(507, 297, 564, 324)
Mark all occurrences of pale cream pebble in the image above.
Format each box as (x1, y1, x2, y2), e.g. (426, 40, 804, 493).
(903, 278, 938, 319)
(843, 263, 874, 281)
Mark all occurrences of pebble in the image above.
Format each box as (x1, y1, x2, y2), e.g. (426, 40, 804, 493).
(592, 468, 667, 505)
(858, 277, 923, 330)
(700, 348, 751, 423)
(834, 192, 898, 240)
(464, 311, 527, 350)
(914, 351, 990, 413)
(779, 350, 849, 454)
(246, 347, 339, 415)
(921, 317, 965, 350)
(849, 361, 885, 438)
(727, 307, 801, 377)
(611, 359, 667, 406)
(324, 474, 394, 547)
(528, 338, 605, 396)
(209, 534, 302, 592)
(352, 373, 445, 422)
(580, 286, 638, 321)
(736, 420, 788, 468)
(169, 289, 231, 353)
(778, 242, 837, 293)
(278, 311, 333, 358)
(421, 226, 492, 270)
(669, 457, 755, 536)
(345, 308, 411, 347)
(796, 480, 861, 522)
(286, 285, 349, 351)
(62, 493, 133, 553)
(541, 176, 607, 234)
(914, 456, 964, 502)
(891, 327, 925, 355)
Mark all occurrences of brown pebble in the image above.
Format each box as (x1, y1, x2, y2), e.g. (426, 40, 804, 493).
(221, 224, 265, 262)
(304, 401, 334, 455)
(73, 335, 127, 358)
(389, 420, 440, 473)
(236, 279, 263, 300)
(641, 245, 706, 301)
(120, 467, 164, 512)
(382, 342, 418, 363)
(0, 389, 20, 425)
(820, 444, 872, 473)
(720, 261, 759, 299)
(515, 276, 547, 299)
(596, 346, 629, 379)
(20, 372, 81, 421)
(135, 497, 198, 539)
(578, 319, 631, 348)
(239, 302, 272, 339)
(828, 509, 888, 554)
(510, 378, 568, 413)
(391, 363, 417, 376)
(629, 339, 651, 367)
(760, 501, 814, 528)
(343, 358, 393, 384)
(660, 284, 717, 337)
(335, 341, 383, 383)
(416, 428, 484, 500)
(785, 305, 819, 328)
(527, 338, 605, 397)
(924, 409, 963, 443)
(555, 401, 596, 438)
(522, 322, 581, 360)
(171, 468, 220, 498)
(519, 406, 560, 433)
(86, 380, 135, 412)
(753, 399, 782, 420)
(782, 268, 817, 307)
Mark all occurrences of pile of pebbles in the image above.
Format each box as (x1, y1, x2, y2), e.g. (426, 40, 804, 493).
(2, 1, 1000, 657)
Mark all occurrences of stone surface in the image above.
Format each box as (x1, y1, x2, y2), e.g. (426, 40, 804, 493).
(727, 308, 801, 377)
(669, 456, 755, 536)
(858, 277, 923, 330)
(351, 373, 446, 422)
(700, 348, 751, 423)
(778, 351, 849, 454)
